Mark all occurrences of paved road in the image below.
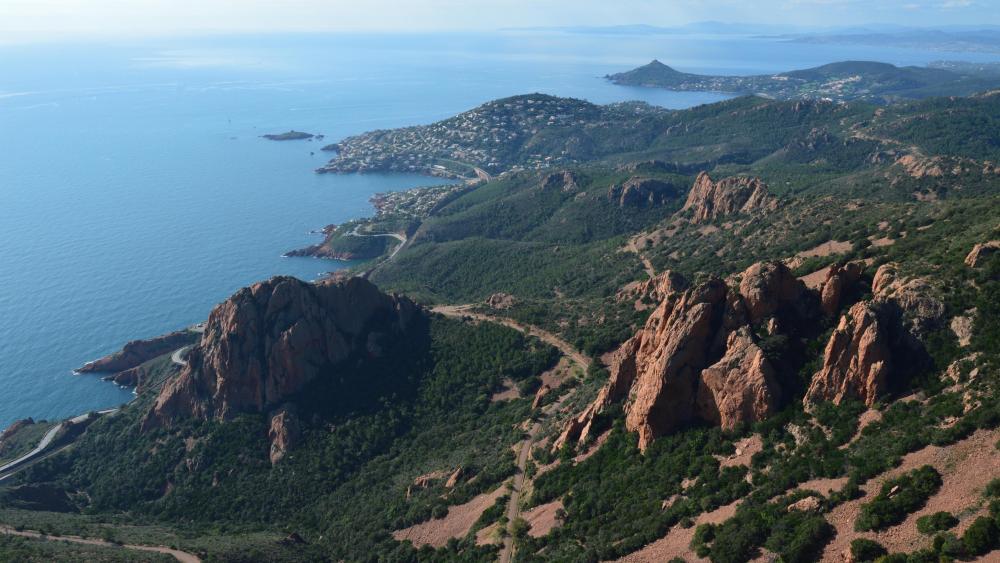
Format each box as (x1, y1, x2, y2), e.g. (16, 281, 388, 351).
(0, 409, 117, 481)
(0, 425, 61, 475)
(170, 345, 192, 367)
(353, 231, 407, 278)
(0, 526, 200, 563)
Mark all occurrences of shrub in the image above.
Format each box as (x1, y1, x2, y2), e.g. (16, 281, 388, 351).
(985, 478, 1000, 498)
(855, 465, 942, 531)
(509, 517, 530, 539)
(431, 504, 449, 519)
(849, 538, 886, 562)
(962, 516, 1000, 556)
(915, 511, 958, 534)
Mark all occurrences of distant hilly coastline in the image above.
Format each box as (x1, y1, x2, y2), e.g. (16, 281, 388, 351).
(607, 59, 1000, 103)
(782, 29, 1000, 54)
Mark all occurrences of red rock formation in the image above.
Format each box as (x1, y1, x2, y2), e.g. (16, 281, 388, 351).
(965, 241, 1000, 268)
(624, 280, 728, 449)
(608, 177, 677, 207)
(616, 270, 689, 306)
(820, 262, 864, 317)
(558, 261, 811, 452)
(485, 292, 517, 310)
(143, 276, 419, 430)
(805, 301, 891, 407)
(680, 172, 776, 223)
(268, 408, 300, 465)
(77, 329, 198, 374)
(738, 261, 805, 323)
(696, 328, 781, 430)
(872, 263, 944, 334)
(531, 385, 551, 409)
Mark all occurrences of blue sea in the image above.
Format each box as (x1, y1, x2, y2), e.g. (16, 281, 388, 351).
(0, 31, 995, 428)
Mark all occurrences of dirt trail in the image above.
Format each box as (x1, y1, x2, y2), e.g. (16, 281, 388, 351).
(432, 305, 591, 371)
(432, 305, 592, 562)
(499, 421, 542, 563)
(0, 526, 200, 563)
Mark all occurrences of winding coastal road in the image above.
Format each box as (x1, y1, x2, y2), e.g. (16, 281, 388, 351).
(0, 425, 61, 476)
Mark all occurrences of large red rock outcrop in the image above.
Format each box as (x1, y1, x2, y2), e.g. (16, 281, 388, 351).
(696, 328, 781, 430)
(623, 279, 729, 449)
(560, 261, 804, 452)
(738, 261, 805, 323)
(680, 172, 776, 223)
(805, 301, 891, 407)
(143, 276, 419, 430)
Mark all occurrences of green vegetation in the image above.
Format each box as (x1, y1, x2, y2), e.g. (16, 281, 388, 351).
(916, 511, 958, 535)
(4, 317, 558, 561)
(850, 538, 887, 562)
(0, 534, 173, 563)
(8, 88, 1000, 562)
(855, 466, 943, 532)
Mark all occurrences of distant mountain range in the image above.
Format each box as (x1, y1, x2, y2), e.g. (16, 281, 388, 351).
(607, 59, 1000, 103)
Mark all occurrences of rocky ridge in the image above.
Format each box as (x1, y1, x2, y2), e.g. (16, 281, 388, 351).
(558, 261, 809, 452)
(560, 259, 944, 452)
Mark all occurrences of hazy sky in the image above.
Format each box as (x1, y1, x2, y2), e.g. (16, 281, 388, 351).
(1, 0, 997, 43)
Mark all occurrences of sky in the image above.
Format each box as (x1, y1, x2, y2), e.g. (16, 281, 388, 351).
(0, 0, 998, 44)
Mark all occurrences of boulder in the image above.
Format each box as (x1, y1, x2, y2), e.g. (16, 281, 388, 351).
(486, 292, 517, 310)
(737, 261, 805, 323)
